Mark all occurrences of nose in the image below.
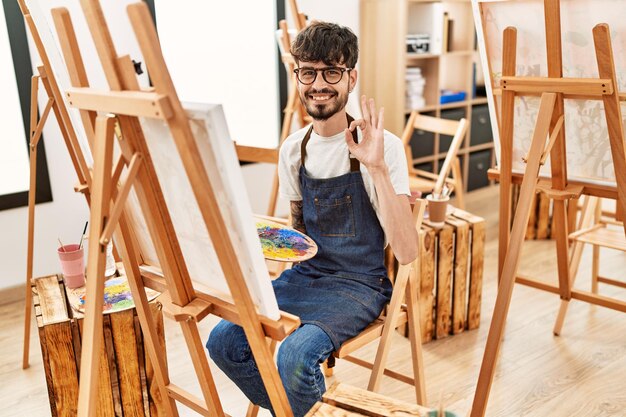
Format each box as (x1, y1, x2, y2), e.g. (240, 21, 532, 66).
(311, 70, 329, 89)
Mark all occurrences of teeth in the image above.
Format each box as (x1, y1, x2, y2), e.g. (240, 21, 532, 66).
(312, 95, 331, 101)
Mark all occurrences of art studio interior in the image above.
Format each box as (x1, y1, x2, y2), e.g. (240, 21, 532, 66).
(0, 0, 624, 416)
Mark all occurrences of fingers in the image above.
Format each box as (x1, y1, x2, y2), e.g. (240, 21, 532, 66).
(349, 119, 366, 132)
(344, 128, 357, 152)
(378, 107, 384, 130)
(369, 98, 377, 128)
(360, 95, 370, 123)
(360, 95, 381, 128)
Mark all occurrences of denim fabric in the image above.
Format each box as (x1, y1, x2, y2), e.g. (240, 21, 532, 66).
(207, 321, 334, 417)
(273, 264, 391, 349)
(298, 165, 387, 278)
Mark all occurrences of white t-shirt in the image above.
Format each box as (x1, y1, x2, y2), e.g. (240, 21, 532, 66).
(278, 124, 411, 227)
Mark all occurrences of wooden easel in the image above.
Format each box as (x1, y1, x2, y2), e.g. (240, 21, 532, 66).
(263, 4, 309, 217)
(18, 0, 94, 370)
(470, 1, 626, 416)
(43, 1, 302, 416)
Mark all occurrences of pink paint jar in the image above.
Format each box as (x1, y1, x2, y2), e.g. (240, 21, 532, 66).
(57, 244, 85, 289)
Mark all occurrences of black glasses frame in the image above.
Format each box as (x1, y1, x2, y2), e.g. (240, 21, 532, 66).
(293, 67, 353, 85)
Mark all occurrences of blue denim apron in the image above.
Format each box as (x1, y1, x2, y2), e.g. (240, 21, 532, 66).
(273, 115, 392, 350)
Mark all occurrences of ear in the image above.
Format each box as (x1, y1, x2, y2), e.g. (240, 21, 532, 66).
(349, 68, 358, 92)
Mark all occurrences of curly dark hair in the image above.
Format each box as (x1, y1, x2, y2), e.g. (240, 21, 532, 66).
(290, 21, 358, 68)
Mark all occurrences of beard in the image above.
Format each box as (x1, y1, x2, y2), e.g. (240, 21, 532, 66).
(301, 88, 349, 121)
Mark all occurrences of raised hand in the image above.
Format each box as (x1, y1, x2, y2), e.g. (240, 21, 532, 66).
(344, 95, 386, 172)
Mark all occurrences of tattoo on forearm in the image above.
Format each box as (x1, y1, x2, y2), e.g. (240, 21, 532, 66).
(290, 201, 306, 234)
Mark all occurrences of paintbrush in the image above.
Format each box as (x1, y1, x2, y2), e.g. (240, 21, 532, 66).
(78, 221, 88, 249)
(58, 238, 66, 252)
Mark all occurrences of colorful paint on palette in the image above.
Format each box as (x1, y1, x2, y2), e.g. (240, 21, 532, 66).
(256, 221, 315, 261)
(76, 278, 133, 312)
(72, 276, 159, 314)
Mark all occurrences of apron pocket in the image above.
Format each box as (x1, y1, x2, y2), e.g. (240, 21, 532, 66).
(314, 195, 356, 237)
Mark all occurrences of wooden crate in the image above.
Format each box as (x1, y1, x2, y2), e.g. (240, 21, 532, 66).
(511, 183, 581, 240)
(306, 382, 431, 416)
(511, 183, 554, 240)
(33, 275, 166, 417)
(402, 208, 485, 343)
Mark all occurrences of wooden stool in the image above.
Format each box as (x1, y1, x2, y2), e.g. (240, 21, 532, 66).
(306, 383, 432, 416)
(32, 274, 166, 416)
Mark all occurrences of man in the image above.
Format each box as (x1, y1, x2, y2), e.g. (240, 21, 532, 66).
(207, 21, 417, 417)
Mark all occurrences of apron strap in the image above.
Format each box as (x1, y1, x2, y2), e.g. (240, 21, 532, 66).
(300, 113, 360, 172)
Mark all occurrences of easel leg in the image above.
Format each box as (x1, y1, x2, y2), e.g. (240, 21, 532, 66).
(553, 200, 572, 300)
(180, 323, 226, 416)
(268, 77, 300, 216)
(470, 93, 556, 417)
(368, 263, 412, 392)
(23, 74, 54, 369)
(594, 24, 626, 237)
(406, 259, 427, 405)
(247, 340, 278, 417)
(22, 145, 37, 368)
(22, 75, 39, 370)
(497, 28, 517, 280)
(553, 196, 597, 335)
(591, 199, 602, 294)
(116, 216, 180, 416)
(77, 115, 116, 417)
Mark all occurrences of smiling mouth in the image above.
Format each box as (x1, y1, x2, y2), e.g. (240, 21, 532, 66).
(308, 93, 335, 102)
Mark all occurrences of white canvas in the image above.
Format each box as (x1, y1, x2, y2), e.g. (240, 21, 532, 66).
(472, 0, 626, 186)
(133, 103, 279, 319)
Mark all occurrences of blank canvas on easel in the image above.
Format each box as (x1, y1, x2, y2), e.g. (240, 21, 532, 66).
(473, 0, 626, 185)
(129, 102, 280, 318)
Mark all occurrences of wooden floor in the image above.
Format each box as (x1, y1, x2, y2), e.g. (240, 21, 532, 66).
(2, 186, 625, 416)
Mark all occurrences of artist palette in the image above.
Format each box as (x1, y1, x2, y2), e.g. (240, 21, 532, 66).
(255, 216, 318, 262)
(66, 274, 160, 315)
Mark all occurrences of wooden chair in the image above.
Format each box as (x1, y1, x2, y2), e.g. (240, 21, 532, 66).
(401, 112, 469, 209)
(554, 196, 626, 334)
(323, 199, 428, 405)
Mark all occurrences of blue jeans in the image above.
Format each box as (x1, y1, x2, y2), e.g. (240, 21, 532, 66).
(206, 320, 334, 417)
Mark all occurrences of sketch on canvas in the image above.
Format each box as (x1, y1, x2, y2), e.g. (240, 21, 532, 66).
(472, 0, 626, 186)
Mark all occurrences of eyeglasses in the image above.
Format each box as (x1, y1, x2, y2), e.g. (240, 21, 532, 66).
(293, 67, 352, 85)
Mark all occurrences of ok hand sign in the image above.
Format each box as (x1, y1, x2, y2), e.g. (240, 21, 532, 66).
(344, 95, 387, 173)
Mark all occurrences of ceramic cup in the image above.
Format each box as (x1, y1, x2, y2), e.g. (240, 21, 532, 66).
(57, 244, 85, 289)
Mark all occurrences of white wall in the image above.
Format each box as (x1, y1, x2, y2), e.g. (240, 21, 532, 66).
(0, 99, 90, 291)
(155, 0, 280, 149)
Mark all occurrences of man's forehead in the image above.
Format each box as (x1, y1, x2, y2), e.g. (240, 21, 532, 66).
(298, 60, 346, 68)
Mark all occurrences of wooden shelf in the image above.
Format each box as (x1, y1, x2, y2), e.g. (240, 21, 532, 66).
(405, 97, 491, 114)
(361, 0, 493, 193)
(407, 53, 439, 61)
(407, 49, 475, 61)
